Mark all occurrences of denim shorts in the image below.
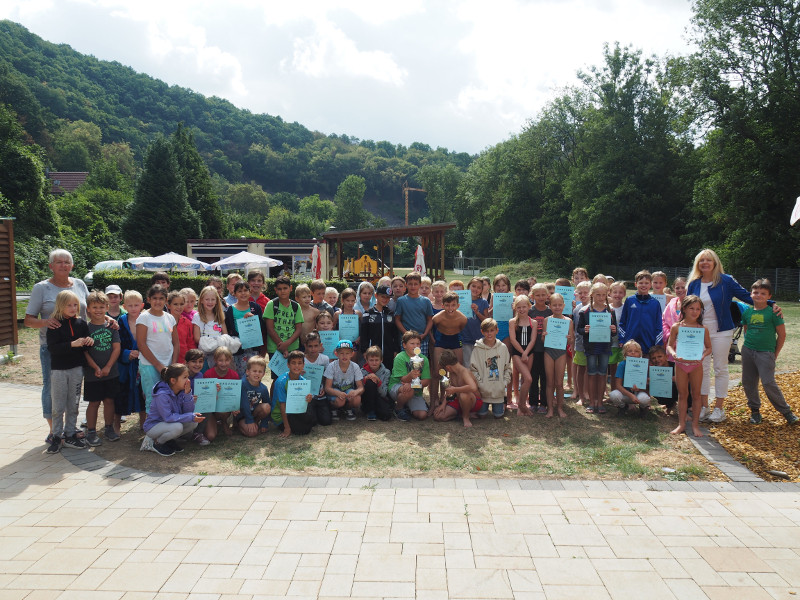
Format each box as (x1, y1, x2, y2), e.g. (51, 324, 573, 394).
(586, 353, 610, 376)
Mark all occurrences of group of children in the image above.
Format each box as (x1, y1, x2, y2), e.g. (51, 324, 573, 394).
(44, 265, 795, 455)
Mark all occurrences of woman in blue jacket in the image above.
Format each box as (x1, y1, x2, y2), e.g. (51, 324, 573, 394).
(687, 249, 779, 424)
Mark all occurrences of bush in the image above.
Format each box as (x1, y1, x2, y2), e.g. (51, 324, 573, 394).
(91, 271, 351, 298)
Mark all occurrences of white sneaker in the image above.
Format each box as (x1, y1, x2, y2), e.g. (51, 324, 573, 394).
(709, 407, 726, 423)
(699, 406, 710, 422)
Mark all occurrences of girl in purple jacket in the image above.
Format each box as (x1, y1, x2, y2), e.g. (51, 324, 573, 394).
(142, 364, 204, 456)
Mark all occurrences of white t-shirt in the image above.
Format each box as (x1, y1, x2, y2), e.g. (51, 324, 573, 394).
(137, 310, 176, 366)
(323, 360, 363, 392)
(699, 282, 719, 335)
(192, 313, 223, 338)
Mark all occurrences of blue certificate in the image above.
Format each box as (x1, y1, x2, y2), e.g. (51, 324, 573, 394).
(623, 357, 649, 390)
(588, 312, 611, 343)
(286, 379, 311, 414)
(456, 290, 473, 318)
(338, 314, 359, 345)
(236, 315, 263, 350)
(319, 330, 340, 359)
(651, 294, 667, 313)
(193, 379, 217, 414)
(492, 293, 513, 322)
(303, 363, 325, 395)
(268, 351, 289, 377)
(216, 379, 242, 413)
(555, 285, 575, 307)
(677, 327, 704, 361)
(544, 317, 569, 350)
(649, 366, 673, 398)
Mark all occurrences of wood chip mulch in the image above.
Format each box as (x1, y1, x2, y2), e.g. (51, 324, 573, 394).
(708, 371, 800, 482)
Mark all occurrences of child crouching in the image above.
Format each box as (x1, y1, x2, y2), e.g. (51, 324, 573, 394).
(142, 363, 204, 456)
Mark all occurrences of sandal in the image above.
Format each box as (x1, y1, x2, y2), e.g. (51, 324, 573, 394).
(585, 406, 595, 413)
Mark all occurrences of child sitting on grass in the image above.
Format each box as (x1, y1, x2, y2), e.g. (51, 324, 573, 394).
(389, 331, 431, 421)
(204, 346, 240, 441)
(609, 340, 651, 417)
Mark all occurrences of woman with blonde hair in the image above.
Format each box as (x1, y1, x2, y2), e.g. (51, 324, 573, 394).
(686, 249, 780, 423)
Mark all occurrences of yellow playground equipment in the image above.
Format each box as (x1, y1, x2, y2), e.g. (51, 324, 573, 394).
(343, 254, 382, 282)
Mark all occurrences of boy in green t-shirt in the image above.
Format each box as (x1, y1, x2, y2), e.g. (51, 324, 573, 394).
(741, 279, 797, 425)
(388, 330, 431, 421)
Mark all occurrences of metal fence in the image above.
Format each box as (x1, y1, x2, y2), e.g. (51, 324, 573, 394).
(598, 265, 800, 298)
(453, 256, 504, 275)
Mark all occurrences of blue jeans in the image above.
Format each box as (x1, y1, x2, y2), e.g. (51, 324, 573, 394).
(40, 345, 52, 419)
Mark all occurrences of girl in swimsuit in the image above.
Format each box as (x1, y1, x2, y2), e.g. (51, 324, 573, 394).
(509, 295, 536, 416)
(543, 293, 574, 418)
(667, 295, 711, 437)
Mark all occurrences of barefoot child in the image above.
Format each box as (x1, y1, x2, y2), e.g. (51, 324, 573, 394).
(237, 356, 271, 437)
(608, 281, 626, 393)
(83, 291, 121, 446)
(542, 293, 574, 418)
(509, 295, 536, 416)
(430, 292, 467, 409)
(528, 283, 552, 414)
(434, 349, 481, 427)
(667, 295, 712, 437)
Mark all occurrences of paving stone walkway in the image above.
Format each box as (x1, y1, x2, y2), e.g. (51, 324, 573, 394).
(1, 382, 798, 600)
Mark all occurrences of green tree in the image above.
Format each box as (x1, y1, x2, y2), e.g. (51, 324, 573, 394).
(226, 182, 269, 215)
(52, 120, 102, 171)
(417, 164, 462, 224)
(332, 175, 370, 230)
(0, 103, 58, 238)
(683, 0, 800, 267)
(172, 123, 226, 238)
(298, 194, 334, 223)
(123, 136, 198, 254)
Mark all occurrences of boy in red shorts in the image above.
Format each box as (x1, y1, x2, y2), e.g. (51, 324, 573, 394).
(434, 349, 482, 428)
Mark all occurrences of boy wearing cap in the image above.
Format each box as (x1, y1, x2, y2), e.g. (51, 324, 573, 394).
(360, 284, 398, 370)
(323, 339, 364, 421)
(105, 285, 126, 320)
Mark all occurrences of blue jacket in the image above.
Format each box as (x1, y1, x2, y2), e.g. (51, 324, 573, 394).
(143, 381, 196, 432)
(618, 294, 663, 351)
(687, 274, 766, 333)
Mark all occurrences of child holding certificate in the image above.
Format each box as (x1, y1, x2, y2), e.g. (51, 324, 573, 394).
(273, 351, 315, 437)
(236, 356, 271, 437)
(609, 340, 652, 416)
(224, 281, 267, 377)
(542, 293, 573, 418)
(185, 349, 211, 445)
(203, 347, 240, 441)
(303, 331, 332, 426)
(666, 295, 711, 437)
(142, 363, 204, 457)
(577, 282, 617, 414)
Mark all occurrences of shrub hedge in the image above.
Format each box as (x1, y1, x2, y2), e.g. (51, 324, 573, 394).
(91, 271, 352, 298)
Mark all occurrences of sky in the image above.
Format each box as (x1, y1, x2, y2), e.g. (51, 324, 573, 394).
(0, 0, 697, 154)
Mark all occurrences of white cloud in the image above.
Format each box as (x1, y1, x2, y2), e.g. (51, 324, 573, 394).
(286, 19, 407, 86)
